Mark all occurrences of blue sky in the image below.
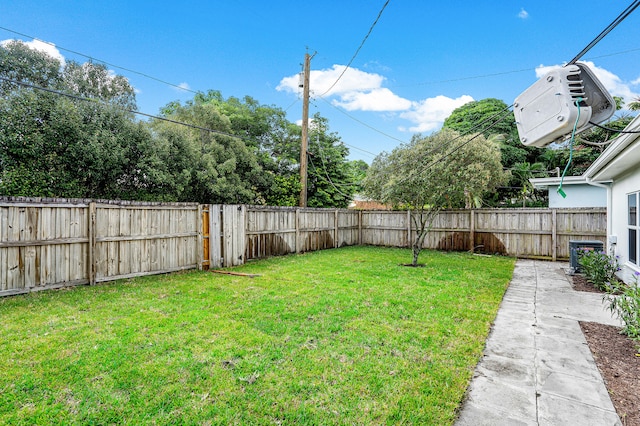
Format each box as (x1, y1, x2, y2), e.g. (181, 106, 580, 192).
(2, 1, 639, 163)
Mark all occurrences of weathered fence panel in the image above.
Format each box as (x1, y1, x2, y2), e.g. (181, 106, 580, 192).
(427, 210, 471, 251)
(337, 209, 360, 247)
(1, 198, 607, 297)
(93, 203, 200, 282)
(0, 199, 201, 296)
(243, 206, 360, 261)
(0, 201, 90, 295)
(222, 205, 245, 267)
(363, 208, 606, 261)
(556, 209, 607, 259)
(361, 211, 409, 247)
(245, 206, 297, 259)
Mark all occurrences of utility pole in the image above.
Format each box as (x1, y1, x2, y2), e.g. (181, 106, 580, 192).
(299, 52, 312, 207)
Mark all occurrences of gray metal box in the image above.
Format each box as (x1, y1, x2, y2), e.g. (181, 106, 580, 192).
(569, 240, 604, 272)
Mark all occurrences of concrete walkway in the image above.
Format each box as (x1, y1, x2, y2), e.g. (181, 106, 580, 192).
(456, 259, 623, 426)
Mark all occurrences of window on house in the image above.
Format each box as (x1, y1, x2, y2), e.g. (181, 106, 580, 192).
(630, 193, 638, 265)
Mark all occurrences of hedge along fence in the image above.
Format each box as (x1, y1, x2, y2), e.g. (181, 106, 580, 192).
(0, 197, 606, 296)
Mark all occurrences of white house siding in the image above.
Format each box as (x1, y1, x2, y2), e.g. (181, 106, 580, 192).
(610, 171, 640, 284)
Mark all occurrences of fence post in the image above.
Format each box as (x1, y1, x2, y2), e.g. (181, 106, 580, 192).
(552, 208, 557, 262)
(197, 205, 203, 270)
(334, 209, 339, 248)
(469, 209, 475, 253)
(295, 208, 300, 254)
(88, 202, 97, 285)
(358, 210, 363, 245)
(210, 205, 222, 268)
(407, 210, 412, 248)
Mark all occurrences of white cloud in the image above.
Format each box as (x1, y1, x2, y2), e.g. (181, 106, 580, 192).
(1, 38, 65, 65)
(631, 76, 640, 86)
(278, 64, 384, 97)
(333, 88, 412, 112)
(535, 61, 640, 106)
(279, 65, 474, 134)
(518, 8, 529, 19)
(399, 95, 474, 133)
(278, 64, 410, 112)
(175, 82, 191, 92)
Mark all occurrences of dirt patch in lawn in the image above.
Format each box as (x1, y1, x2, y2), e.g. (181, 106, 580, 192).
(568, 273, 640, 425)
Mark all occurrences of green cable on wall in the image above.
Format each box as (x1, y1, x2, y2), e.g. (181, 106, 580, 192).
(557, 97, 583, 198)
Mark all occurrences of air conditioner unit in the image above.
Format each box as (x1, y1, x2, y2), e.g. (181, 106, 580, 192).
(513, 63, 615, 148)
(569, 240, 604, 273)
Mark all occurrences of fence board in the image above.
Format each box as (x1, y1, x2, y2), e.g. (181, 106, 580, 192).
(210, 205, 222, 268)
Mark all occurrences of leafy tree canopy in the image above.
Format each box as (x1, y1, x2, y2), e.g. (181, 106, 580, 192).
(0, 41, 360, 206)
(363, 129, 508, 264)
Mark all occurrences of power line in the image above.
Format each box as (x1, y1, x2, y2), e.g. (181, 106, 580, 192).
(398, 103, 514, 171)
(588, 120, 640, 134)
(318, 0, 390, 97)
(308, 155, 354, 199)
(566, 0, 640, 65)
(0, 76, 250, 140)
(387, 107, 515, 189)
(0, 26, 201, 95)
(317, 96, 407, 145)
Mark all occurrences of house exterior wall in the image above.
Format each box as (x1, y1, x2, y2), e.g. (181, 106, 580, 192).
(610, 171, 640, 284)
(547, 184, 607, 208)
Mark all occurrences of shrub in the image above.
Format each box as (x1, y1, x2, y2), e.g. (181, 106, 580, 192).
(604, 271, 640, 341)
(577, 248, 620, 291)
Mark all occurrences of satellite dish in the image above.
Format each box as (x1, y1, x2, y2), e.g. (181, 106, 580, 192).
(513, 63, 615, 147)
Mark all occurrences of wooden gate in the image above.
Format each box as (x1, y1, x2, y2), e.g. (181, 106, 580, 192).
(201, 205, 244, 269)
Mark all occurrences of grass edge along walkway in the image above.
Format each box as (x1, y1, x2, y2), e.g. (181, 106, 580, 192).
(0, 246, 515, 425)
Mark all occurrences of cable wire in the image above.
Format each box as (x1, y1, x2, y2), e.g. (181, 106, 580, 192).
(557, 98, 583, 198)
(566, 0, 640, 65)
(381, 107, 515, 192)
(309, 146, 354, 199)
(588, 120, 640, 134)
(395, 104, 514, 174)
(317, 0, 390, 97)
(0, 76, 251, 140)
(0, 26, 201, 95)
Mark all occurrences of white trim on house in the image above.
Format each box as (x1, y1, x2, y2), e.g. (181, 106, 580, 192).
(583, 114, 640, 284)
(584, 114, 640, 181)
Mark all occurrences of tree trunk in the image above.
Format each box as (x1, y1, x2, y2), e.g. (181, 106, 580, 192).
(412, 228, 428, 266)
(412, 242, 421, 266)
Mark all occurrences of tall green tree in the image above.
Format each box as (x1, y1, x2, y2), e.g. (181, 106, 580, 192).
(62, 61, 137, 110)
(0, 40, 62, 94)
(443, 98, 543, 205)
(363, 129, 508, 266)
(0, 40, 166, 199)
(152, 97, 270, 204)
(306, 114, 359, 208)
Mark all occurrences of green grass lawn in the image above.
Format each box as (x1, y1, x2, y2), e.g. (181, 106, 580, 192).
(0, 246, 515, 425)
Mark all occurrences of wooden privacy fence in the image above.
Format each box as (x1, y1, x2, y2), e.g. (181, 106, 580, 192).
(244, 206, 360, 259)
(1, 198, 606, 296)
(0, 199, 203, 296)
(359, 208, 606, 260)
